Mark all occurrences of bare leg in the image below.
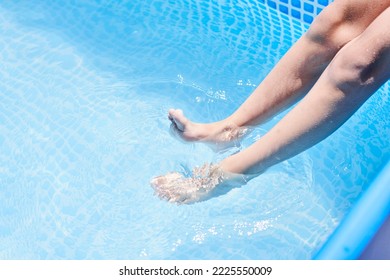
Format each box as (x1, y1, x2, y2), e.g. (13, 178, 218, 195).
(152, 6, 390, 204)
(169, 0, 390, 143)
(220, 7, 390, 175)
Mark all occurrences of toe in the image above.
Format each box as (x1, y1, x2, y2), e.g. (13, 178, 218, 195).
(169, 109, 188, 132)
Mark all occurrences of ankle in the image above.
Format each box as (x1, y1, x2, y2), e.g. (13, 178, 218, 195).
(213, 161, 254, 186)
(220, 117, 242, 130)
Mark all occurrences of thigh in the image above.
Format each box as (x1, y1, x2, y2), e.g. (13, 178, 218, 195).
(331, 0, 390, 24)
(311, 0, 390, 47)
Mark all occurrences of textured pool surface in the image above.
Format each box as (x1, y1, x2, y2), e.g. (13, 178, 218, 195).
(0, 0, 389, 259)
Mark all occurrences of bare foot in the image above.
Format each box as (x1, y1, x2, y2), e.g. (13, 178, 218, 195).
(150, 163, 249, 204)
(168, 109, 249, 147)
(150, 164, 223, 204)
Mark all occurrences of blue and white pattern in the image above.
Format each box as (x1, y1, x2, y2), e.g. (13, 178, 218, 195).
(265, 0, 333, 23)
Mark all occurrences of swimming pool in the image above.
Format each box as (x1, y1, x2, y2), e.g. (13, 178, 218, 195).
(0, 0, 388, 260)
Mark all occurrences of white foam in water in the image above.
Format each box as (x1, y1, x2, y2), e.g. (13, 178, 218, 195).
(0, 0, 389, 259)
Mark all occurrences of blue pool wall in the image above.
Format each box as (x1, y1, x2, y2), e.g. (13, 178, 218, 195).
(263, 0, 389, 259)
(314, 161, 390, 259)
(261, 0, 333, 23)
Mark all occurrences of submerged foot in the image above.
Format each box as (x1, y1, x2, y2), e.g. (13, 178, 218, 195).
(168, 109, 248, 147)
(150, 163, 240, 204)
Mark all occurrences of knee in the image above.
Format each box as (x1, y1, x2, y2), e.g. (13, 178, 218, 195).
(306, 2, 343, 43)
(305, 0, 367, 48)
(326, 42, 386, 92)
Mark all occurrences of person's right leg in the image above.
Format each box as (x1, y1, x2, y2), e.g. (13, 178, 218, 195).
(169, 0, 390, 143)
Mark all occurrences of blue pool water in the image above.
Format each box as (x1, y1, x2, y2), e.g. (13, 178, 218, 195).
(0, 0, 389, 259)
